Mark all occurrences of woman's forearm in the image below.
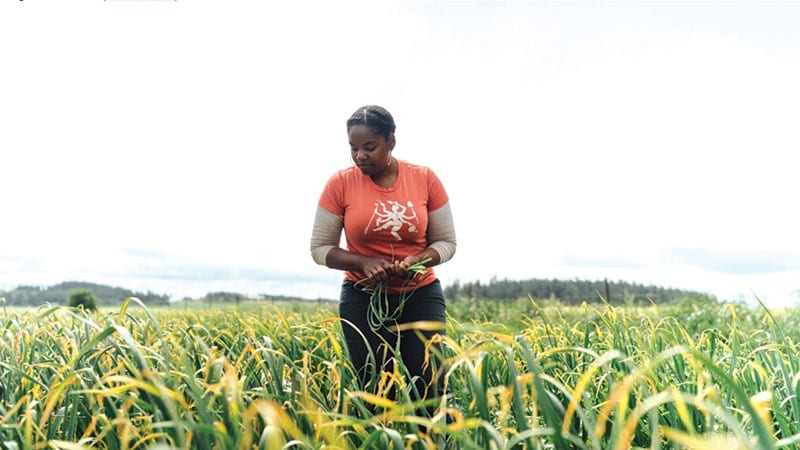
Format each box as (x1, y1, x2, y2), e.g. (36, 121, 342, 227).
(406, 247, 441, 267)
(325, 247, 375, 272)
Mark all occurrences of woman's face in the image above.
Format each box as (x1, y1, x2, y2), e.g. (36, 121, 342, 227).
(348, 125, 395, 177)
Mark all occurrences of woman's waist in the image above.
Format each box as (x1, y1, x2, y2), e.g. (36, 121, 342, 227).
(344, 269, 437, 294)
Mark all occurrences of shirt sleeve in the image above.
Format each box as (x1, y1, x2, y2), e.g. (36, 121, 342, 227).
(427, 201, 456, 263)
(427, 169, 449, 212)
(318, 171, 346, 215)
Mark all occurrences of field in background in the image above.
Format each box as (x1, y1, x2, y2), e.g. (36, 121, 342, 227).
(1, 297, 800, 449)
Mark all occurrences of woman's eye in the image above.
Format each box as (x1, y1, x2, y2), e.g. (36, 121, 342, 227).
(351, 146, 376, 152)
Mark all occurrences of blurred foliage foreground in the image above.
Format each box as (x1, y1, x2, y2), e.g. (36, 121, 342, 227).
(0, 296, 799, 449)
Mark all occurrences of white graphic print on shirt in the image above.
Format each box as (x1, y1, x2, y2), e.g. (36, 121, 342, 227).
(365, 200, 418, 241)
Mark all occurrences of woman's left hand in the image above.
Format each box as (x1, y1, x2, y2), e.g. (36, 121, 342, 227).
(388, 256, 419, 276)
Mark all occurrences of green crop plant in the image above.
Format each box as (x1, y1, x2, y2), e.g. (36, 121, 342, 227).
(0, 297, 799, 449)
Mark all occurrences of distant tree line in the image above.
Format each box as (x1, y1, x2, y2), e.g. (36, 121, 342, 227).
(443, 277, 715, 305)
(0, 281, 170, 307)
(200, 291, 247, 304)
(195, 292, 328, 304)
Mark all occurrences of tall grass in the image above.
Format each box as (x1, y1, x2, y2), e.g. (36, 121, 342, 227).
(1, 297, 799, 449)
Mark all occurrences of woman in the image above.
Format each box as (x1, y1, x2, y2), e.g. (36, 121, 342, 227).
(310, 105, 457, 415)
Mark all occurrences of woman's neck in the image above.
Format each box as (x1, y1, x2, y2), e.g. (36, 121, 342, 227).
(371, 157, 398, 187)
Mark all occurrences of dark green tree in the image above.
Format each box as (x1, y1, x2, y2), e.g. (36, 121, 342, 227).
(67, 289, 99, 311)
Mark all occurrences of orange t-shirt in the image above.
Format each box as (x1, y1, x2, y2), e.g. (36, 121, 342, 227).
(318, 159, 449, 293)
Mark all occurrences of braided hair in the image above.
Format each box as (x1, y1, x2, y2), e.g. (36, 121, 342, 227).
(346, 105, 396, 140)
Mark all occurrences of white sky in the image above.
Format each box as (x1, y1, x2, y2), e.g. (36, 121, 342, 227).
(2, 1, 799, 306)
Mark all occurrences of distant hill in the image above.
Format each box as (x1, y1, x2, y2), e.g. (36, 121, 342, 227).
(0, 281, 170, 307)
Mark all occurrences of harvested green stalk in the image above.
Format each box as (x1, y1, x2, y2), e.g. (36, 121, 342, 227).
(356, 258, 431, 330)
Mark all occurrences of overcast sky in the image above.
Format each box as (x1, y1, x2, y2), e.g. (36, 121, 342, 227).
(2, 1, 799, 307)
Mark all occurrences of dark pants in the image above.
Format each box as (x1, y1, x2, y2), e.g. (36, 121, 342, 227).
(339, 279, 446, 414)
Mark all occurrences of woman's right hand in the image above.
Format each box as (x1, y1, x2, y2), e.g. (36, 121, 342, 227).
(360, 256, 394, 282)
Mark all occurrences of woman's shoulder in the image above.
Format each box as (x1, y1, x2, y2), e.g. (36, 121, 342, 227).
(398, 159, 434, 175)
(399, 160, 442, 184)
(326, 165, 362, 183)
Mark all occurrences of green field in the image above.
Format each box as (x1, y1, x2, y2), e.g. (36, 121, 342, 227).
(1, 297, 799, 449)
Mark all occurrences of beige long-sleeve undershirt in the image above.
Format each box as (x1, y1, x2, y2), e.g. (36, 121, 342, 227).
(310, 202, 457, 266)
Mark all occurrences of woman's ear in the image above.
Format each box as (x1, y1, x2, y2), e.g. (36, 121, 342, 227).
(388, 133, 396, 150)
